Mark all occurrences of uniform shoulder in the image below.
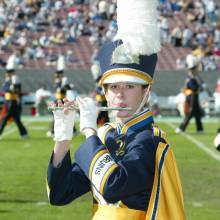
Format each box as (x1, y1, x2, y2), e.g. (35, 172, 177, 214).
(135, 124, 168, 144)
(97, 123, 115, 142)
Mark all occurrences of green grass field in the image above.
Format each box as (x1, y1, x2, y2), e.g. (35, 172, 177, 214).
(0, 117, 220, 220)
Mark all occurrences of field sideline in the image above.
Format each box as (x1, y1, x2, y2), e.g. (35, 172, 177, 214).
(0, 116, 220, 220)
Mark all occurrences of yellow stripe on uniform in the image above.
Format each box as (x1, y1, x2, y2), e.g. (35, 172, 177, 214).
(152, 126, 160, 137)
(89, 149, 108, 179)
(145, 142, 185, 220)
(121, 111, 152, 134)
(46, 178, 50, 199)
(100, 163, 118, 194)
(93, 204, 146, 220)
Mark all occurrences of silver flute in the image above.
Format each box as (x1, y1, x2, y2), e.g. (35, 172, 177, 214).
(48, 106, 133, 111)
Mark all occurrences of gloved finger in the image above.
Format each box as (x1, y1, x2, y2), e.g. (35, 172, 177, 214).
(76, 96, 85, 108)
(83, 97, 98, 113)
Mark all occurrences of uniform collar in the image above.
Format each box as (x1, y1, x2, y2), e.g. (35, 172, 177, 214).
(115, 109, 154, 135)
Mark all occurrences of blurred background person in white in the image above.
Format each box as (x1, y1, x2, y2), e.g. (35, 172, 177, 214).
(35, 85, 52, 116)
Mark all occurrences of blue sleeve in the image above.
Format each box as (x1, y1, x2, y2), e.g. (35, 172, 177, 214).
(3, 82, 11, 92)
(74, 134, 156, 203)
(47, 151, 90, 205)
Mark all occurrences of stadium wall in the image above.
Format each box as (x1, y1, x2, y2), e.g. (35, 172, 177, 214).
(0, 69, 219, 95)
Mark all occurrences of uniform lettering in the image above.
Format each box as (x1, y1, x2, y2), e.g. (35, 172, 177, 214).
(94, 155, 113, 175)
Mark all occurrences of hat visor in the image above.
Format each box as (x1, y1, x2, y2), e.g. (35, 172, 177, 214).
(101, 74, 148, 84)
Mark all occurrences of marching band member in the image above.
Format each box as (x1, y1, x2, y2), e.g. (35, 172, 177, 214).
(175, 54, 204, 133)
(0, 69, 28, 138)
(46, 0, 185, 219)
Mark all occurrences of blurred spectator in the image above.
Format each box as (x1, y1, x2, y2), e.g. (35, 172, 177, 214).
(159, 16, 170, 44)
(0, 0, 219, 71)
(171, 25, 182, 47)
(182, 26, 193, 47)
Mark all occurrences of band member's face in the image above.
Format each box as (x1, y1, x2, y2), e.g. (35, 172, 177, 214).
(105, 82, 147, 122)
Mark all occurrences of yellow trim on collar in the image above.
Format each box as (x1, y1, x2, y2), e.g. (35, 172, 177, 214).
(121, 111, 153, 134)
(100, 68, 153, 85)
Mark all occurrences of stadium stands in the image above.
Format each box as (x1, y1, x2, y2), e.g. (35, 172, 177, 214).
(0, 0, 219, 71)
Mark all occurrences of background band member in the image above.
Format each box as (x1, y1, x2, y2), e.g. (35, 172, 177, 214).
(176, 54, 204, 133)
(0, 69, 28, 138)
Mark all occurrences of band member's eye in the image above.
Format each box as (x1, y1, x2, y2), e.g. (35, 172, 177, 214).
(126, 84, 135, 89)
(109, 84, 118, 90)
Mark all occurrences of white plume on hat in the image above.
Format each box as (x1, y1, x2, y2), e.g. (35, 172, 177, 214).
(186, 54, 198, 69)
(57, 54, 66, 71)
(6, 53, 17, 70)
(11, 75, 20, 84)
(112, 0, 161, 64)
(61, 76, 68, 86)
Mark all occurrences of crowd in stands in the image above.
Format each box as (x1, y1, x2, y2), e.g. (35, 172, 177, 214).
(0, 0, 219, 71)
(158, 0, 220, 71)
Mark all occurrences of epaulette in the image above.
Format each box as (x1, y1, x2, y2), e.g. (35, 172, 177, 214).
(152, 124, 168, 144)
(97, 123, 116, 144)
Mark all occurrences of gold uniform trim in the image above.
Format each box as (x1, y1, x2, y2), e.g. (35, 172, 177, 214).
(55, 92, 65, 100)
(92, 204, 146, 220)
(100, 69, 153, 85)
(5, 92, 17, 100)
(46, 178, 50, 198)
(100, 163, 118, 194)
(100, 126, 113, 145)
(121, 111, 152, 134)
(145, 142, 185, 220)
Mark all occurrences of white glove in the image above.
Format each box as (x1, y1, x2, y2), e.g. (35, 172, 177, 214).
(53, 110, 75, 141)
(76, 97, 98, 132)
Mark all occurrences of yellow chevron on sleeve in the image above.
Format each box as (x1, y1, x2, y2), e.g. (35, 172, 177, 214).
(89, 149, 108, 179)
(99, 163, 118, 194)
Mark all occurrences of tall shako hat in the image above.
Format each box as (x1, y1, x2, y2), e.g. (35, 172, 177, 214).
(98, 0, 161, 86)
(186, 54, 199, 70)
(55, 54, 65, 76)
(6, 53, 17, 73)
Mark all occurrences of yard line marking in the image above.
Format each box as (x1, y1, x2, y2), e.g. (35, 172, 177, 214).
(166, 122, 220, 162)
(35, 201, 48, 206)
(1, 120, 33, 137)
(29, 125, 47, 130)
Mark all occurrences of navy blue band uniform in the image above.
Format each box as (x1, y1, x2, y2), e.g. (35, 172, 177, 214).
(47, 109, 185, 220)
(0, 74, 28, 137)
(180, 75, 203, 132)
(55, 80, 66, 101)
